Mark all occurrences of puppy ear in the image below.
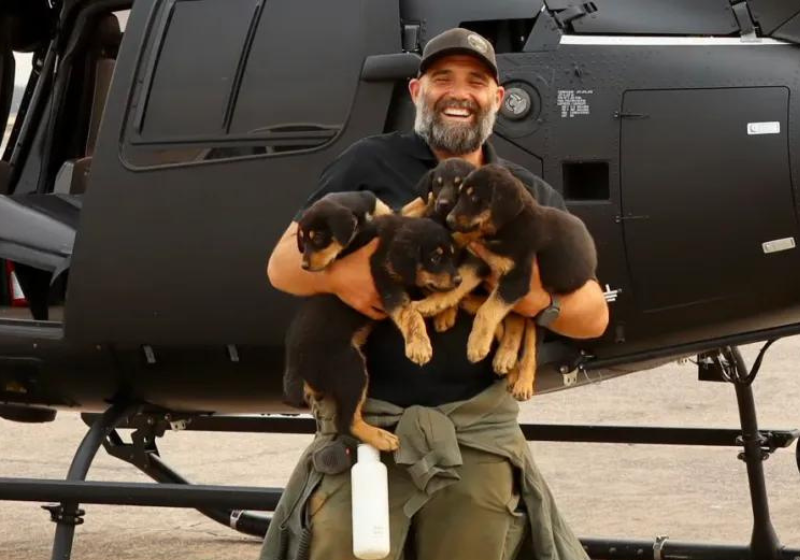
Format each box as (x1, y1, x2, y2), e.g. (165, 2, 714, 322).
(330, 211, 359, 248)
(296, 227, 306, 253)
(490, 173, 525, 228)
(414, 170, 435, 202)
(388, 231, 421, 286)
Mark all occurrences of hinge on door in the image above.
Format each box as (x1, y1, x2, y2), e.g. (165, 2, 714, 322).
(402, 24, 421, 53)
(553, 2, 598, 27)
(731, 1, 759, 43)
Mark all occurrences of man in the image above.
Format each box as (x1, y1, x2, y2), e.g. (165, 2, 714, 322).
(261, 28, 608, 560)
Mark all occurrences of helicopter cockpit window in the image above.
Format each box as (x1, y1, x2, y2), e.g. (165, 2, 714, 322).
(124, 0, 362, 167)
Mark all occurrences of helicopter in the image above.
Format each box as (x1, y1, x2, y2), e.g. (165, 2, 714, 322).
(0, 0, 799, 559)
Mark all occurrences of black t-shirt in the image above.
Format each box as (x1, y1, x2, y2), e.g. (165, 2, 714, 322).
(296, 131, 566, 407)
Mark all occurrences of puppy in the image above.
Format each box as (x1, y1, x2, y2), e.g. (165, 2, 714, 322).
(297, 191, 392, 271)
(369, 214, 461, 364)
(447, 164, 597, 399)
(405, 159, 488, 327)
(405, 159, 527, 375)
(284, 215, 460, 451)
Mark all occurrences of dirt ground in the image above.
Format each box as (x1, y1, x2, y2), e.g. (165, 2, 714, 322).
(1, 339, 798, 560)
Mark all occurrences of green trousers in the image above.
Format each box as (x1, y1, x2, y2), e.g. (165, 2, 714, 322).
(308, 446, 527, 560)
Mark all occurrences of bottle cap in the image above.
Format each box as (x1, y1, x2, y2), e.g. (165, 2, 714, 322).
(357, 444, 380, 463)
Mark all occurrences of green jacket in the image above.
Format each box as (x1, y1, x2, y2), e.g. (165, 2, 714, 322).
(258, 381, 589, 560)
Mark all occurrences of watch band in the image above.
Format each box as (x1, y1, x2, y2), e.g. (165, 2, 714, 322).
(536, 293, 561, 327)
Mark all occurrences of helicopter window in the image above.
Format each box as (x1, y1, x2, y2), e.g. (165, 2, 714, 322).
(228, 0, 361, 137)
(563, 161, 610, 201)
(124, 0, 362, 167)
(137, 0, 256, 140)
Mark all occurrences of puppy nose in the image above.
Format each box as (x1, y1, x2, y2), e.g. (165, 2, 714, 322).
(446, 213, 457, 229)
(453, 274, 462, 286)
(436, 199, 452, 213)
(301, 260, 310, 270)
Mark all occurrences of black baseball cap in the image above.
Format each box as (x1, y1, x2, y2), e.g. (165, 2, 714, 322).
(419, 28, 499, 82)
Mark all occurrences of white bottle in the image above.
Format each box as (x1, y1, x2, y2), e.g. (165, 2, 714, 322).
(351, 444, 391, 560)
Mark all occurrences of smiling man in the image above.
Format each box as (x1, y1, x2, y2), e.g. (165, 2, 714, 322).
(261, 28, 607, 560)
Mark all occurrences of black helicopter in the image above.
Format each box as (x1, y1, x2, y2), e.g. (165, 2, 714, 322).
(0, 1, 799, 559)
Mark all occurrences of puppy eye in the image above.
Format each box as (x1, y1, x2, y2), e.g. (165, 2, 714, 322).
(470, 194, 480, 204)
(430, 253, 442, 264)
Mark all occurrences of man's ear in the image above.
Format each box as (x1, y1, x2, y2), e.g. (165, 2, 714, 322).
(330, 211, 359, 248)
(296, 227, 305, 254)
(494, 84, 506, 113)
(408, 77, 422, 104)
(490, 176, 524, 228)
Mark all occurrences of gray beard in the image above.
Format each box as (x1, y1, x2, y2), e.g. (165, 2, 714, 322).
(413, 95, 496, 156)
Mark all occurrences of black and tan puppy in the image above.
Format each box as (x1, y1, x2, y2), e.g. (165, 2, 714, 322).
(404, 157, 477, 222)
(284, 215, 460, 451)
(297, 191, 392, 271)
(404, 159, 488, 328)
(369, 214, 461, 364)
(402, 159, 528, 375)
(447, 164, 597, 399)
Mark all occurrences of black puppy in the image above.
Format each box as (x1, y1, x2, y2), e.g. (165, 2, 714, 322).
(284, 215, 460, 451)
(446, 164, 598, 399)
(296, 191, 392, 271)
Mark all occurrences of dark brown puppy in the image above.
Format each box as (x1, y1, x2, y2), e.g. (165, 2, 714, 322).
(284, 215, 460, 451)
(446, 164, 597, 399)
(297, 191, 392, 271)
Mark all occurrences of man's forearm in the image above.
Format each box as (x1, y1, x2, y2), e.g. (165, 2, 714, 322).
(266, 222, 334, 296)
(549, 280, 609, 339)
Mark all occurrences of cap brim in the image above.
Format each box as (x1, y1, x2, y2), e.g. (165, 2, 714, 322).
(419, 47, 499, 81)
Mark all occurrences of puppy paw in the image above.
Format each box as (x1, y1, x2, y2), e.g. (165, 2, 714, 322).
(467, 329, 493, 363)
(406, 336, 433, 365)
(433, 307, 458, 332)
(510, 378, 534, 402)
(506, 366, 519, 386)
(493, 347, 518, 375)
(358, 427, 400, 451)
(373, 429, 400, 451)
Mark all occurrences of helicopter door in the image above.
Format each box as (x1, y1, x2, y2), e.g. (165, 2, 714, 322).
(620, 87, 797, 315)
(66, 0, 403, 345)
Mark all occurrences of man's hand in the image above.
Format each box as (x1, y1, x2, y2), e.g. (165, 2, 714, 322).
(469, 242, 550, 317)
(469, 241, 609, 339)
(326, 238, 387, 320)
